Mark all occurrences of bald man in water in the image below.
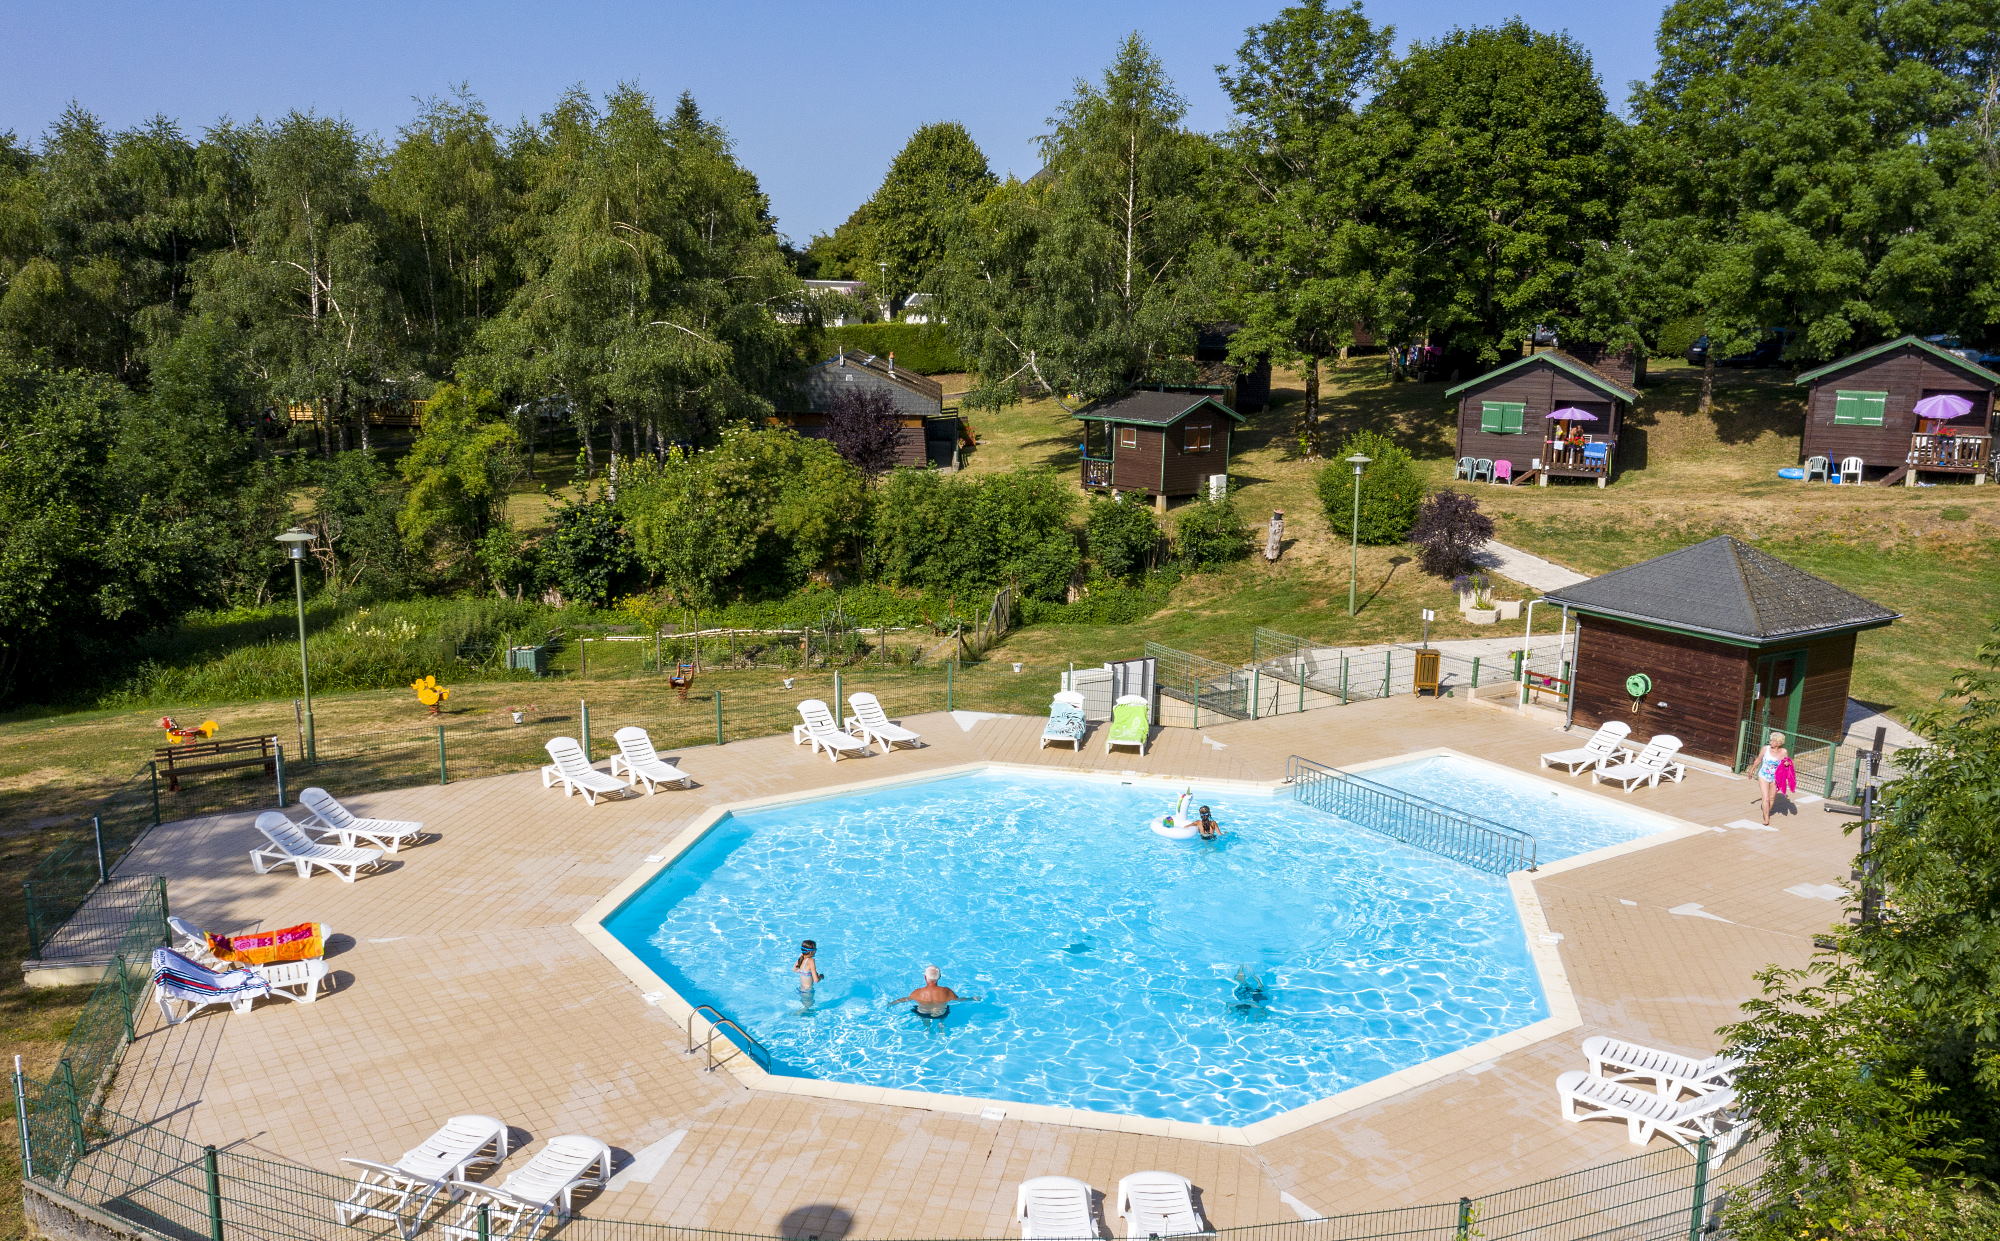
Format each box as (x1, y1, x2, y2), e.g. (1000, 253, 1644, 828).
(890, 965, 980, 1018)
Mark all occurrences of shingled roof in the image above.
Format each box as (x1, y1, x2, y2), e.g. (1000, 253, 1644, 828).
(1541, 537, 1899, 644)
(1443, 350, 1639, 402)
(1072, 390, 1244, 426)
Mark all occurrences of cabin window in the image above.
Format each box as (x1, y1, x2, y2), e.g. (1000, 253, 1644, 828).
(1832, 390, 1887, 425)
(1479, 401, 1525, 434)
(1119, 426, 1139, 449)
(1182, 423, 1213, 452)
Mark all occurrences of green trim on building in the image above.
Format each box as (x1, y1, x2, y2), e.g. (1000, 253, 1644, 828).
(1444, 352, 1639, 402)
(1794, 334, 2000, 387)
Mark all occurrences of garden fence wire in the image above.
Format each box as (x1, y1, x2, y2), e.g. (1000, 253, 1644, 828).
(1729, 718, 1905, 806)
(22, 763, 167, 961)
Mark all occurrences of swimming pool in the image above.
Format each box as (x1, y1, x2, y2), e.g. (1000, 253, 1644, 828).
(600, 761, 1668, 1127)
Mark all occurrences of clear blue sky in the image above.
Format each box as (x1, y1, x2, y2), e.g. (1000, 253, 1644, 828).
(2, 0, 1664, 244)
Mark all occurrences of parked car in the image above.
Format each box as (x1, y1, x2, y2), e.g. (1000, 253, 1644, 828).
(1922, 334, 2000, 368)
(1686, 330, 1791, 367)
(1530, 325, 1559, 348)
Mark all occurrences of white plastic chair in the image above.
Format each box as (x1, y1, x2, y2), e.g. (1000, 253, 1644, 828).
(1838, 455, 1864, 484)
(150, 948, 274, 1024)
(250, 812, 385, 882)
(1539, 721, 1632, 774)
(336, 1114, 510, 1238)
(541, 737, 628, 805)
(1017, 1176, 1099, 1240)
(1583, 1036, 1743, 1098)
(1801, 455, 1829, 482)
(607, 726, 693, 793)
(299, 787, 424, 852)
(846, 692, 923, 750)
(1453, 456, 1476, 481)
(441, 1134, 612, 1240)
(1557, 1071, 1738, 1149)
(796, 700, 869, 761)
(1471, 457, 1494, 483)
(1592, 734, 1686, 791)
(1116, 1171, 1209, 1239)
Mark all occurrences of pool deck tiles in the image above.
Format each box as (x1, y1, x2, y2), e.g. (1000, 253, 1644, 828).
(97, 695, 1851, 1236)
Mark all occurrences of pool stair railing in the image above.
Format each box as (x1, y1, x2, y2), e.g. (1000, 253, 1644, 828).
(1284, 755, 1539, 874)
(686, 1003, 775, 1073)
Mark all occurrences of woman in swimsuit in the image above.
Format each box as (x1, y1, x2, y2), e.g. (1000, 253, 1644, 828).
(794, 941, 823, 992)
(1197, 806, 1221, 841)
(1755, 732, 1788, 826)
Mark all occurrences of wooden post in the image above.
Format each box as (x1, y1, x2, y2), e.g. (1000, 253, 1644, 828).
(580, 637, 587, 677)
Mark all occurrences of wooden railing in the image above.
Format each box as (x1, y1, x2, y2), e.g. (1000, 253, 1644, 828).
(1081, 457, 1113, 488)
(1542, 438, 1613, 475)
(1908, 432, 1989, 471)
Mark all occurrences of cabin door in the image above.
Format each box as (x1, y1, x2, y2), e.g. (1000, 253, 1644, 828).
(1750, 649, 1807, 745)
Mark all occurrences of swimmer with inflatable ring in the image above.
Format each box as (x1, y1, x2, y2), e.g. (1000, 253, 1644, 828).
(889, 964, 981, 1019)
(1153, 789, 1200, 839)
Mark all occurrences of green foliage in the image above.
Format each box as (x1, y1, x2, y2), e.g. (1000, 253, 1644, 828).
(1020, 574, 1175, 625)
(1316, 430, 1424, 545)
(1084, 495, 1162, 578)
(822, 323, 966, 373)
(397, 382, 520, 561)
(1173, 495, 1254, 568)
(851, 122, 996, 303)
(311, 450, 415, 598)
(541, 495, 634, 608)
(869, 468, 1080, 601)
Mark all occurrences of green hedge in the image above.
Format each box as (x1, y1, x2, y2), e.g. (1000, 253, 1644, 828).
(824, 323, 967, 375)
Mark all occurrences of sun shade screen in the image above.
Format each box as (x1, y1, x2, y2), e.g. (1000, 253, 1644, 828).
(1479, 401, 1525, 433)
(1832, 390, 1888, 425)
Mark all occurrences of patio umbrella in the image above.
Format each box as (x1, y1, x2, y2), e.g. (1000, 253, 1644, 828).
(1545, 407, 1599, 421)
(1912, 393, 1975, 421)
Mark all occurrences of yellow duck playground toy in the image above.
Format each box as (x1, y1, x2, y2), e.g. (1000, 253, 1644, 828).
(411, 676, 451, 715)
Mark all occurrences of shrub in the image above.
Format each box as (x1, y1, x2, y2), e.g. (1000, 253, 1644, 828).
(823, 385, 902, 476)
(1084, 496, 1161, 579)
(1410, 489, 1495, 578)
(1316, 430, 1424, 545)
(1174, 495, 1253, 569)
(1020, 573, 1176, 624)
(823, 323, 967, 373)
(868, 469, 1079, 601)
(543, 496, 636, 608)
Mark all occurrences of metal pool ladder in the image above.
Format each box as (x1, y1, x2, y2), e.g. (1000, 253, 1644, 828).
(1285, 755, 1539, 874)
(686, 1004, 774, 1073)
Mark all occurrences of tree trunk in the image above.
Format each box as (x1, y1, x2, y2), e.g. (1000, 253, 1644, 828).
(1300, 357, 1322, 458)
(1699, 356, 1716, 415)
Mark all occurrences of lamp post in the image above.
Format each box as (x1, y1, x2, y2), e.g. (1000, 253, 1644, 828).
(275, 527, 316, 763)
(1345, 453, 1371, 616)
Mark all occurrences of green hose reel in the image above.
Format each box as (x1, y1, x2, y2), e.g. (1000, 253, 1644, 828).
(1625, 672, 1653, 698)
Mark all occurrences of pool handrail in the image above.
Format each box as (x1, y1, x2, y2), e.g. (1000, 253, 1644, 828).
(687, 1003, 774, 1072)
(1284, 755, 1539, 874)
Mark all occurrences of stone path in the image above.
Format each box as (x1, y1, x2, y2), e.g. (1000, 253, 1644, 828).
(1474, 539, 1590, 592)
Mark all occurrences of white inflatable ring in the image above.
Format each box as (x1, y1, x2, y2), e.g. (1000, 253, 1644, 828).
(1152, 816, 1198, 839)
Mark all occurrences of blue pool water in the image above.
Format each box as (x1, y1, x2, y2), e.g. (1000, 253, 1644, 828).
(602, 762, 1667, 1126)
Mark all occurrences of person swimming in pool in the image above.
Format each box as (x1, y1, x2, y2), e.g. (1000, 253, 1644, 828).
(794, 941, 824, 992)
(1197, 805, 1221, 840)
(889, 965, 980, 1018)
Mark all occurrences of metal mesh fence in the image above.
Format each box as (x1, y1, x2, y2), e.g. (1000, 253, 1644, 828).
(1730, 718, 1906, 806)
(1246, 629, 1572, 718)
(22, 763, 163, 960)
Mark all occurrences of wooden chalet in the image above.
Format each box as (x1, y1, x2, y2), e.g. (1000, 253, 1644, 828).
(1542, 537, 1898, 765)
(1075, 390, 1243, 507)
(1794, 335, 1999, 484)
(774, 348, 963, 470)
(1445, 351, 1639, 487)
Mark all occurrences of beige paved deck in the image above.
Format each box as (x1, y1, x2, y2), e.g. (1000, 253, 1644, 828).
(105, 697, 1849, 1236)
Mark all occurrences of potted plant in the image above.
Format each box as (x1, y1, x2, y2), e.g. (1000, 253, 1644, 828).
(1464, 575, 1499, 625)
(1452, 573, 1475, 612)
(1495, 598, 1523, 621)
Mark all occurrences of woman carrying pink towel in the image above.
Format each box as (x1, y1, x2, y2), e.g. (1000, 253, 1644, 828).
(1756, 731, 1793, 825)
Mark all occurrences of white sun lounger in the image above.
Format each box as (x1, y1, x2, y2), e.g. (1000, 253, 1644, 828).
(150, 947, 274, 1024)
(846, 692, 923, 750)
(336, 1114, 510, 1238)
(1556, 1070, 1738, 1148)
(165, 916, 332, 1002)
(796, 699, 869, 761)
(1592, 734, 1687, 791)
(608, 727, 693, 793)
(251, 812, 385, 882)
(1539, 720, 1632, 774)
(1041, 691, 1088, 750)
(299, 786, 424, 852)
(1117, 1171, 1210, 1239)
(1017, 1175, 1099, 1240)
(441, 1134, 612, 1240)
(1584, 1036, 1742, 1098)
(541, 737, 628, 805)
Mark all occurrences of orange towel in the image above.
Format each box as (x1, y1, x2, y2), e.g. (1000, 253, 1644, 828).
(208, 922, 323, 966)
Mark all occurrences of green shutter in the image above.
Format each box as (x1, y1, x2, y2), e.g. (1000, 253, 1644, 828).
(1832, 390, 1887, 425)
(1479, 401, 1525, 434)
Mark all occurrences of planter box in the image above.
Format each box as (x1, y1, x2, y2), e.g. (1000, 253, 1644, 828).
(1465, 607, 1499, 626)
(1495, 600, 1523, 620)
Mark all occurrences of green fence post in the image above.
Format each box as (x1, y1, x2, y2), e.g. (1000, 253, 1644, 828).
(204, 1144, 225, 1241)
(714, 689, 725, 745)
(115, 955, 135, 1041)
(23, 883, 38, 957)
(59, 1060, 85, 1164)
(1687, 1137, 1712, 1241)
(1297, 662, 1305, 714)
(1822, 742, 1836, 799)
(1339, 655, 1349, 704)
(1382, 651, 1392, 697)
(274, 744, 286, 808)
(947, 659, 955, 711)
(148, 761, 161, 825)
(92, 816, 108, 884)
(580, 699, 591, 760)
(834, 671, 844, 729)
(1456, 1196, 1474, 1241)
(437, 726, 448, 786)
(1249, 668, 1260, 720)
(1733, 718, 1750, 772)
(1471, 656, 1481, 689)
(12, 1056, 33, 1182)
(477, 1201, 492, 1241)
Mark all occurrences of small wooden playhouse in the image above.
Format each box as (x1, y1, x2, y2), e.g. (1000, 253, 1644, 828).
(1794, 334, 1998, 484)
(1075, 390, 1243, 507)
(1445, 351, 1639, 487)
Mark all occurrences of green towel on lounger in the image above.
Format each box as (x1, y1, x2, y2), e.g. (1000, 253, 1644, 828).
(1109, 701, 1149, 742)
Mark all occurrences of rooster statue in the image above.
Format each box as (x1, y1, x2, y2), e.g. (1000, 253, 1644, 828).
(411, 676, 451, 716)
(159, 717, 219, 745)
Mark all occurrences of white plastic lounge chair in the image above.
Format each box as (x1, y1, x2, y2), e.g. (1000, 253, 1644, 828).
(607, 727, 693, 793)
(1556, 1071, 1738, 1149)
(1584, 1036, 1742, 1098)
(165, 916, 332, 1001)
(1802, 455, 1829, 482)
(1041, 691, 1088, 750)
(1106, 695, 1150, 756)
(336, 1114, 510, 1238)
(846, 692, 923, 750)
(150, 947, 274, 1024)
(299, 786, 424, 852)
(797, 699, 869, 762)
(541, 737, 628, 805)
(1017, 1176, 1098, 1240)
(441, 1134, 612, 1240)
(169, 915, 218, 964)
(1117, 1171, 1209, 1239)
(250, 812, 384, 882)
(1838, 455, 1864, 484)
(1592, 734, 1687, 791)
(1539, 720, 1632, 774)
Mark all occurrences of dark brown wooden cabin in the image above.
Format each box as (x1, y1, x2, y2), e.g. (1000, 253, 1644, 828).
(1542, 537, 1898, 766)
(773, 348, 962, 469)
(1075, 390, 1243, 507)
(1794, 335, 1998, 484)
(1446, 351, 1638, 488)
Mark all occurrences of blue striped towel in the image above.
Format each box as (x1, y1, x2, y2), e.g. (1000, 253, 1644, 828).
(1043, 703, 1087, 741)
(151, 948, 272, 1006)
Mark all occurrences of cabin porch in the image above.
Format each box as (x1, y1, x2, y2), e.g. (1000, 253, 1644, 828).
(1535, 435, 1613, 487)
(1908, 430, 1990, 481)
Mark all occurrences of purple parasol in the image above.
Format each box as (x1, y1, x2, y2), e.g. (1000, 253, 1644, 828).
(1912, 393, 1976, 421)
(1545, 407, 1599, 422)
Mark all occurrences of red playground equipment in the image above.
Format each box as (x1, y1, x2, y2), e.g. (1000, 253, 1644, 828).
(159, 717, 219, 745)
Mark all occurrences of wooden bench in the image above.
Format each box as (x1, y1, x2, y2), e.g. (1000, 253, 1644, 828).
(153, 735, 279, 792)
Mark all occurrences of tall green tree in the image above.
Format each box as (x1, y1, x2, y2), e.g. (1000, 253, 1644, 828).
(1362, 21, 1622, 365)
(397, 382, 520, 564)
(857, 122, 994, 305)
(1218, 0, 1392, 449)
